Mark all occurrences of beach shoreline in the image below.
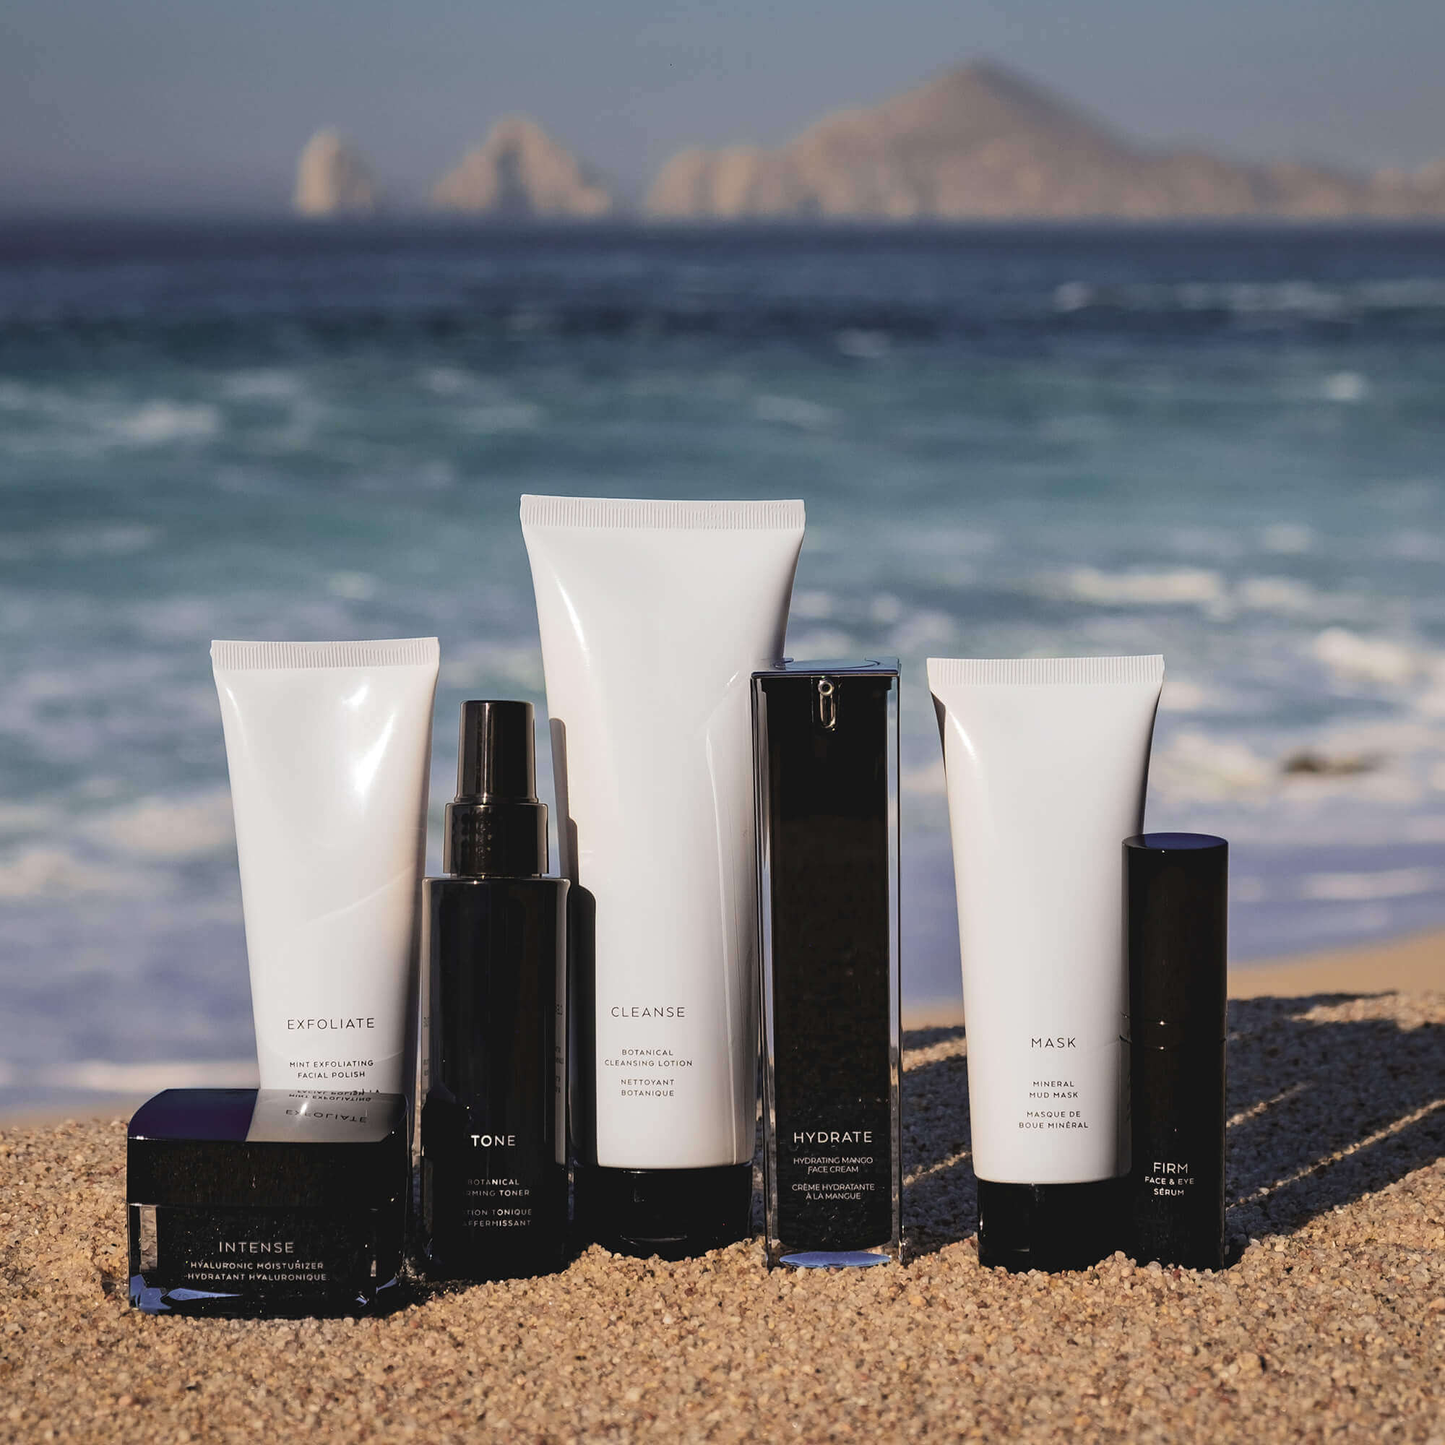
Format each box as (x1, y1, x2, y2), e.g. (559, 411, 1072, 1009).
(2, 958, 1441, 1441)
(2, 926, 1442, 1127)
(898, 924, 1445, 1030)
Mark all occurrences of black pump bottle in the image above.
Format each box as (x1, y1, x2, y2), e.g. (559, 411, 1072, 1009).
(420, 700, 569, 1280)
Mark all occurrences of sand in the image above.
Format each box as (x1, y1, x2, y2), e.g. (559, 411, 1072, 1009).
(1229, 926, 1445, 999)
(2, 939, 1443, 1441)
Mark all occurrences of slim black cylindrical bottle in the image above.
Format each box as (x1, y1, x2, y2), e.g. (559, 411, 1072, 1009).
(1125, 832, 1227, 1271)
(421, 701, 569, 1281)
(753, 662, 902, 1269)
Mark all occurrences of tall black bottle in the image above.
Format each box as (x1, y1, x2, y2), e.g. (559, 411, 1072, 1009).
(421, 700, 569, 1280)
(1125, 832, 1228, 1271)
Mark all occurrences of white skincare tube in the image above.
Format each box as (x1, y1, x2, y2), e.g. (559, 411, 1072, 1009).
(927, 654, 1163, 1271)
(212, 638, 440, 1095)
(521, 495, 804, 1258)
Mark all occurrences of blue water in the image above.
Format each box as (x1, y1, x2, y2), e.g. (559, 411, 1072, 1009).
(5, 220, 1445, 1115)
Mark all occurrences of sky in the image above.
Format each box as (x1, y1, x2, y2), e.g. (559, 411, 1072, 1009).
(3, 0, 1444, 214)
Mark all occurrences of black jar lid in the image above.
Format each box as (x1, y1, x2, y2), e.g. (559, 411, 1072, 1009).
(1124, 833, 1228, 1047)
(128, 1088, 408, 1209)
(977, 1178, 1122, 1272)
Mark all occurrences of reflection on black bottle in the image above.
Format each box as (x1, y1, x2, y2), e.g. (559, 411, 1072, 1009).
(1125, 832, 1228, 1272)
(566, 881, 597, 1171)
(421, 701, 569, 1281)
(754, 661, 902, 1268)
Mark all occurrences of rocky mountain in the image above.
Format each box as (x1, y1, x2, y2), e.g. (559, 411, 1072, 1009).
(432, 116, 615, 218)
(293, 130, 379, 217)
(645, 62, 1445, 221)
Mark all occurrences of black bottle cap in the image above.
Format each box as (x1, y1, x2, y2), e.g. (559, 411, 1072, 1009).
(575, 1165, 753, 1261)
(1125, 833, 1228, 1048)
(445, 700, 548, 878)
(977, 1179, 1121, 1272)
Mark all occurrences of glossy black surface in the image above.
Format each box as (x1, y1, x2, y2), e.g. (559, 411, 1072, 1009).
(129, 1203, 402, 1318)
(127, 1088, 408, 1208)
(421, 876, 569, 1280)
(126, 1088, 407, 1316)
(1125, 833, 1228, 1270)
(1131, 1043, 1227, 1270)
(757, 666, 897, 1261)
(977, 1179, 1121, 1272)
(574, 1164, 753, 1261)
(445, 700, 549, 879)
(422, 700, 570, 1281)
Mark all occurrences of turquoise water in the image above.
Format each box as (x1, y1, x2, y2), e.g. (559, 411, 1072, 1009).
(4, 220, 1445, 1113)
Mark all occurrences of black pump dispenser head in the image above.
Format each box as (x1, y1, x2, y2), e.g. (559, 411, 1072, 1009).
(444, 700, 548, 878)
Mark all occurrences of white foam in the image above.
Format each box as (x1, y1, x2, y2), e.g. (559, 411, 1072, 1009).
(1260, 523, 1314, 555)
(1053, 281, 1093, 311)
(221, 369, 306, 401)
(1403, 815, 1445, 842)
(1237, 577, 1315, 615)
(1060, 567, 1225, 607)
(1410, 662, 1445, 717)
(1322, 371, 1369, 403)
(784, 630, 855, 658)
(422, 367, 474, 395)
(1300, 867, 1443, 902)
(1149, 731, 1273, 803)
(82, 790, 235, 861)
(1052, 277, 1445, 319)
(1312, 718, 1442, 755)
(1158, 679, 1211, 713)
(1269, 718, 1436, 807)
(132, 597, 220, 641)
(437, 641, 544, 691)
(116, 400, 222, 446)
(1312, 628, 1418, 687)
(38, 1059, 259, 1093)
(753, 394, 838, 430)
(889, 609, 955, 652)
(0, 846, 158, 899)
(835, 329, 890, 359)
(790, 590, 835, 620)
(327, 571, 378, 601)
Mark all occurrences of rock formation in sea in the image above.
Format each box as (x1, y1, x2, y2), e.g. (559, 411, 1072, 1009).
(293, 130, 379, 217)
(645, 62, 1445, 221)
(432, 116, 615, 218)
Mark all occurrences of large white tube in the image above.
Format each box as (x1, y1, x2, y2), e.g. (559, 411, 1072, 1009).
(927, 656, 1162, 1224)
(521, 496, 803, 1250)
(212, 638, 439, 1095)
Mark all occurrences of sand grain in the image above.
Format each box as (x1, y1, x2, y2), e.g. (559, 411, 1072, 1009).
(2, 991, 1442, 1442)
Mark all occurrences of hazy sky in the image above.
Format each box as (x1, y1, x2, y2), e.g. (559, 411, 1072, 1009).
(4, 0, 1444, 213)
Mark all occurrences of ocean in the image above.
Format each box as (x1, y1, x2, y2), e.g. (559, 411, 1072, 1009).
(4, 219, 1445, 1115)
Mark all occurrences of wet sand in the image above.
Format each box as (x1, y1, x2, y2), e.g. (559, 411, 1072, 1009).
(1, 935, 1442, 1441)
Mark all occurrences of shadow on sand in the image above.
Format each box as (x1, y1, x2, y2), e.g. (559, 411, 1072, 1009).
(900, 992, 1445, 1261)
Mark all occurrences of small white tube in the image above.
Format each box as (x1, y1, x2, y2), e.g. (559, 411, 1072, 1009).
(521, 497, 804, 1180)
(212, 638, 439, 1095)
(927, 655, 1163, 1187)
